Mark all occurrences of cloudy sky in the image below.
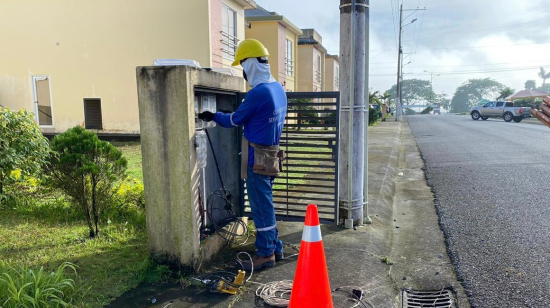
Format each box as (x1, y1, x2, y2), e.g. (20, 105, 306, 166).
(256, 0, 550, 99)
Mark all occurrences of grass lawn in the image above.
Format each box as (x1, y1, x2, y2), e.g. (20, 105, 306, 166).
(111, 141, 143, 181)
(0, 141, 148, 307)
(0, 209, 148, 307)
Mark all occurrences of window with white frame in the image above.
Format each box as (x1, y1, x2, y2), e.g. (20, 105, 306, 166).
(286, 39, 294, 76)
(32, 76, 54, 126)
(221, 4, 238, 60)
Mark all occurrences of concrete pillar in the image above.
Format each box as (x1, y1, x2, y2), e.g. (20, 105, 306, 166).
(339, 0, 367, 226)
(136, 65, 243, 270)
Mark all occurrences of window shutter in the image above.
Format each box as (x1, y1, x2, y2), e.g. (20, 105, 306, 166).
(84, 99, 103, 129)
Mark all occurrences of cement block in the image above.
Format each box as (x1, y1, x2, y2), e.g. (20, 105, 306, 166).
(136, 65, 244, 271)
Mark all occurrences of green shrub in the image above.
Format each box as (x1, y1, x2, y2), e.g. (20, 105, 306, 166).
(48, 127, 128, 238)
(0, 108, 50, 200)
(421, 106, 433, 114)
(101, 177, 146, 228)
(405, 108, 417, 115)
(0, 262, 77, 308)
(369, 107, 379, 125)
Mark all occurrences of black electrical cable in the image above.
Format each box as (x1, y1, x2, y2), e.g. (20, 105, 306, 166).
(204, 129, 225, 190)
(201, 128, 248, 245)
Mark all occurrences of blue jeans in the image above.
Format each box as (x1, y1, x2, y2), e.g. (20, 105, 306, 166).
(247, 167, 283, 257)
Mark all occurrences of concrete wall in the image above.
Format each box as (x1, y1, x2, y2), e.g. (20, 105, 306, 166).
(297, 44, 325, 93)
(0, 0, 248, 134)
(285, 28, 299, 92)
(297, 45, 313, 92)
(312, 46, 325, 92)
(136, 65, 244, 270)
(325, 56, 340, 92)
(245, 21, 280, 82)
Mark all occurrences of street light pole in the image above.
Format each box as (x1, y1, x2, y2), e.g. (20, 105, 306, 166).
(395, 5, 403, 121)
(424, 70, 440, 106)
(395, 5, 426, 119)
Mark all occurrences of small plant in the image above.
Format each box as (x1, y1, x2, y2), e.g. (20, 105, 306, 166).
(48, 126, 128, 238)
(147, 265, 172, 284)
(379, 256, 394, 265)
(0, 262, 77, 308)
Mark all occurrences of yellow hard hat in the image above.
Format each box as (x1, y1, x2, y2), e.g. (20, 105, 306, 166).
(231, 39, 269, 66)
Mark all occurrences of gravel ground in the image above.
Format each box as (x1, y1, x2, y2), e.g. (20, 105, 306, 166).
(408, 115, 550, 308)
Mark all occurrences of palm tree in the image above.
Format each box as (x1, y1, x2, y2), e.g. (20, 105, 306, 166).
(538, 67, 550, 86)
(379, 91, 392, 106)
(369, 91, 381, 105)
(496, 87, 514, 100)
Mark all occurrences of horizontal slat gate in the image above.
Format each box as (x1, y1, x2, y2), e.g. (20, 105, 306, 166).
(241, 92, 340, 224)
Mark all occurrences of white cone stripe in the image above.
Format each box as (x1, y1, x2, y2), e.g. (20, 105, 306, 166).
(256, 225, 276, 232)
(301, 225, 322, 243)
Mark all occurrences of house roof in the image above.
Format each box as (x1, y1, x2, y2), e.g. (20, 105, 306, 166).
(234, 0, 257, 9)
(298, 29, 327, 53)
(245, 5, 302, 35)
(326, 54, 340, 62)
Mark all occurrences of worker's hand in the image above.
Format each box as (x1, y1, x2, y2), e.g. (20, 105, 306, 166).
(198, 111, 215, 122)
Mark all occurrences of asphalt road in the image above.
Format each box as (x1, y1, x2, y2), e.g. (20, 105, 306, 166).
(408, 115, 550, 308)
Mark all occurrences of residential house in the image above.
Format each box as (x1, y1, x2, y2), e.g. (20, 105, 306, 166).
(297, 29, 327, 93)
(244, 5, 302, 92)
(0, 0, 256, 134)
(324, 55, 340, 92)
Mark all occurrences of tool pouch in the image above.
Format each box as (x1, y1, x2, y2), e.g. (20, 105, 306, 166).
(251, 142, 285, 177)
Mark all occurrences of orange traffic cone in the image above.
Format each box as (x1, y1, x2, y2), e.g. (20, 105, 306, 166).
(288, 204, 333, 308)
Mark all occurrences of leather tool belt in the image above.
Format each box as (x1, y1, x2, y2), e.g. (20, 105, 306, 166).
(241, 136, 284, 179)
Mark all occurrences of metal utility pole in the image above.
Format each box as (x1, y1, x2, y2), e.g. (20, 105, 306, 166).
(424, 70, 440, 106)
(395, 5, 425, 120)
(339, 0, 367, 228)
(395, 4, 403, 121)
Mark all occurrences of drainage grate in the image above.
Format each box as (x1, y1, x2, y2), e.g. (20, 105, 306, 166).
(402, 289, 455, 308)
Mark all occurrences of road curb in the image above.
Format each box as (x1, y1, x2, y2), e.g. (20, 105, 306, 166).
(387, 117, 471, 308)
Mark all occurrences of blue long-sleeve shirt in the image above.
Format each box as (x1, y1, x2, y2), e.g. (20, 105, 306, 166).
(214, 82, 287, 166)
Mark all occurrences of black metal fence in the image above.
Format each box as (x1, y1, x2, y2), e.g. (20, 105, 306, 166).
(241, 92, 340, 223)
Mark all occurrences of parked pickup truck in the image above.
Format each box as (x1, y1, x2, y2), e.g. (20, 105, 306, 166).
(470, 101, 531, 122)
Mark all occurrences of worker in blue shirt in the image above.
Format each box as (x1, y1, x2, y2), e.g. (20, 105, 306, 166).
(199, 39, 287, 270)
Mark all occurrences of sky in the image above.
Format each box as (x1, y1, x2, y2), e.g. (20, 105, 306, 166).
(255, 0, 550, 100)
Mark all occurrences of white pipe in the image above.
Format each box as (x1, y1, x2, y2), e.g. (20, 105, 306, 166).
(347, 0, 356, 224)
(363, 0, 371, 224)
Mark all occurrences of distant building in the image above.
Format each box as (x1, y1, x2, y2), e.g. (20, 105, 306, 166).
(245, 5, 302, 92)
(0, 0, 256, 134)
(324, 55, 340, 92)
(297, 29, 327, 93)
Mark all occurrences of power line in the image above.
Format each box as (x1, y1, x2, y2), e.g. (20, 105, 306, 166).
(370, 65, 547, 76)
(371, 41, 550, 51)
(390, 0, 399, 47)
(409, 0, 428, 76)
(371, 59, 550, 68)
(415, 17, 550, 42)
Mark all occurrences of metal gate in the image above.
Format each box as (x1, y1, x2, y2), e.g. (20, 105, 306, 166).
(240, 92, 340, 224)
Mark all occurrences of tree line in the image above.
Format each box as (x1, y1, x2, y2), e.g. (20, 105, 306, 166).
(379, 66, 550, 113)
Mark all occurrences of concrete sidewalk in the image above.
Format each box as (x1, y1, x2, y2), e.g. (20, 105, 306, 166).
(108, 120, 469, 308)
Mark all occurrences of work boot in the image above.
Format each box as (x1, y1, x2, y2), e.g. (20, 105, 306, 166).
(241, 254, 275, 271)
(275, 252, 283, 262)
